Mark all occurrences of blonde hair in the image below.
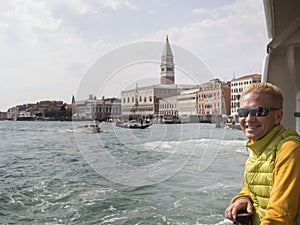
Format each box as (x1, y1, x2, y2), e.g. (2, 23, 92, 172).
(240, 82, 284, 108)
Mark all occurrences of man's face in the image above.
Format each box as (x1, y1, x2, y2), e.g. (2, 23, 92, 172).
(239, 92, 283, 141)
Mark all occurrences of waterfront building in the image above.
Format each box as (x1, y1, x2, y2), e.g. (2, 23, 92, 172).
(73, 95, 121, 121)
(7, 107, 20, 120)
(7, 100, 65, 120)
(7, 104, 34, 120)
(177, 88, 201, 123)
(157, 85, 204, 122)
(73, 94, 97, 120)
(199, 78, 231, 116)
(159, 79, 230, 123)
(158, 95, 179, 117)
(121, 84, 180, 120)
(230, 74, 261, 116)
(178, 89, 200, 116)
(0, 111, 7, 120)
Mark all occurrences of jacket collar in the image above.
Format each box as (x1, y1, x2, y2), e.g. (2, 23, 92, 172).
(246, 124, 283, 156)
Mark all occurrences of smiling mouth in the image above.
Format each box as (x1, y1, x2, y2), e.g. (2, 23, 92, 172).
(246, 125, 260, 129)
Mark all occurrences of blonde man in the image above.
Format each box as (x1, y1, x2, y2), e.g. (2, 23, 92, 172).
(225, 82, 300, 224)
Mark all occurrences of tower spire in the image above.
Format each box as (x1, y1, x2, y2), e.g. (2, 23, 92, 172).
(160, 35, 175, 85)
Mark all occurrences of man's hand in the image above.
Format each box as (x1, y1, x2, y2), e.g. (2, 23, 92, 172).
(224, 197, 253, 221)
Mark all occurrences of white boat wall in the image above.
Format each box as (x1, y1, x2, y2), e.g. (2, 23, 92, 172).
(263, 0, 300, 133)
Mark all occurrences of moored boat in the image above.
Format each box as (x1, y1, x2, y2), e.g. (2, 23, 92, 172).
(116, 120, 152, 129)
(162, 115, 181, 124)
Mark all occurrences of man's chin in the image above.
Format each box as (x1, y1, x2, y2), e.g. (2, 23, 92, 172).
(245, 132, 258, 141)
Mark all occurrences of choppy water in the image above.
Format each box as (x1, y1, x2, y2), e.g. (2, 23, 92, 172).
(0, 121, 248, 224)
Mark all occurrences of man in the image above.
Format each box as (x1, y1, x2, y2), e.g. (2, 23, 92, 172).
(225, 82, 300, 224)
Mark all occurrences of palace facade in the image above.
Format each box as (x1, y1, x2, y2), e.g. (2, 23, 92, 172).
(73, 95, 121, 121)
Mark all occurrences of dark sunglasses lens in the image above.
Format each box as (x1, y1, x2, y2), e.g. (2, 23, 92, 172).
(238, 108, 248, 117)
(238, 107, 269, 117)
(256, 107, 269, 116)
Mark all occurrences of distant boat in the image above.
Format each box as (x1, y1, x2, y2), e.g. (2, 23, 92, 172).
(224, 123, 241, 130)
(162, 115, 181, 124)
(116, 120, 152, 129)
(77, 121, 100, 133)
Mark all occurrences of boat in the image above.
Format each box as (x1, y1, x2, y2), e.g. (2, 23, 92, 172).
(224, 123, 242, 130)
(116, 120, 152, 129)
(77, 121, 100, 133)
(263, 0, 300, 133)
(162, 115, 181, 124)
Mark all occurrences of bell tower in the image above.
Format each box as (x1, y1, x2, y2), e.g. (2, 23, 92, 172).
(160, 35, 175, 85)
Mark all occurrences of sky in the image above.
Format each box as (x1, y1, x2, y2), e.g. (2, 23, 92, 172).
(0, 0, 269, 111)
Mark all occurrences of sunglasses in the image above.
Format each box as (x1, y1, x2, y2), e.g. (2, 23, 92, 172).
(237, 107, 281, 117)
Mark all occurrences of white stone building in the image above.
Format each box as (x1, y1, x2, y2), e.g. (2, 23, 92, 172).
(230, 74, 261, 116)
(177, 89, 200, 116)
(73, 95, 121, 121)
(159, 95, 178, 117)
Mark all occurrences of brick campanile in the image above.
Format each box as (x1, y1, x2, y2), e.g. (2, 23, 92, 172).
(160, 35, 175, 85)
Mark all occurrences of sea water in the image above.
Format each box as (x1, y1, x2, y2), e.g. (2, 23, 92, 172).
(0, 121, 248, 224)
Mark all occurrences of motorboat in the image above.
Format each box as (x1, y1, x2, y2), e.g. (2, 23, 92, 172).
(77, 121, 100, 133)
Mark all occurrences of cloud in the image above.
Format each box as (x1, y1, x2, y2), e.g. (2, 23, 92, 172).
(0, 0, 268, 111)
(147, 10, 155, 14)
(100, 0, 137, 11)
(150, 0, 268, 78)
(64, 0, 93, 15)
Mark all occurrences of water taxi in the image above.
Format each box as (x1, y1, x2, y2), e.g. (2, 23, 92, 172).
(77, 121, 100, 133)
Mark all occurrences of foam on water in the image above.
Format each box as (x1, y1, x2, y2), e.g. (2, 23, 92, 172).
(1, 121, 245, 224)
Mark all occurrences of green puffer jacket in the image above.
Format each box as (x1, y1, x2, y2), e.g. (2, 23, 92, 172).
(244, 125, 300, 225)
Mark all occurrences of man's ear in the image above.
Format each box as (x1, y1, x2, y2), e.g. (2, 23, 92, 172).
(275, 109, 283, 125)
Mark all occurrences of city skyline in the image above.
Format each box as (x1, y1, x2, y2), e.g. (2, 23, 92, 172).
(0, 0, 268, 111)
